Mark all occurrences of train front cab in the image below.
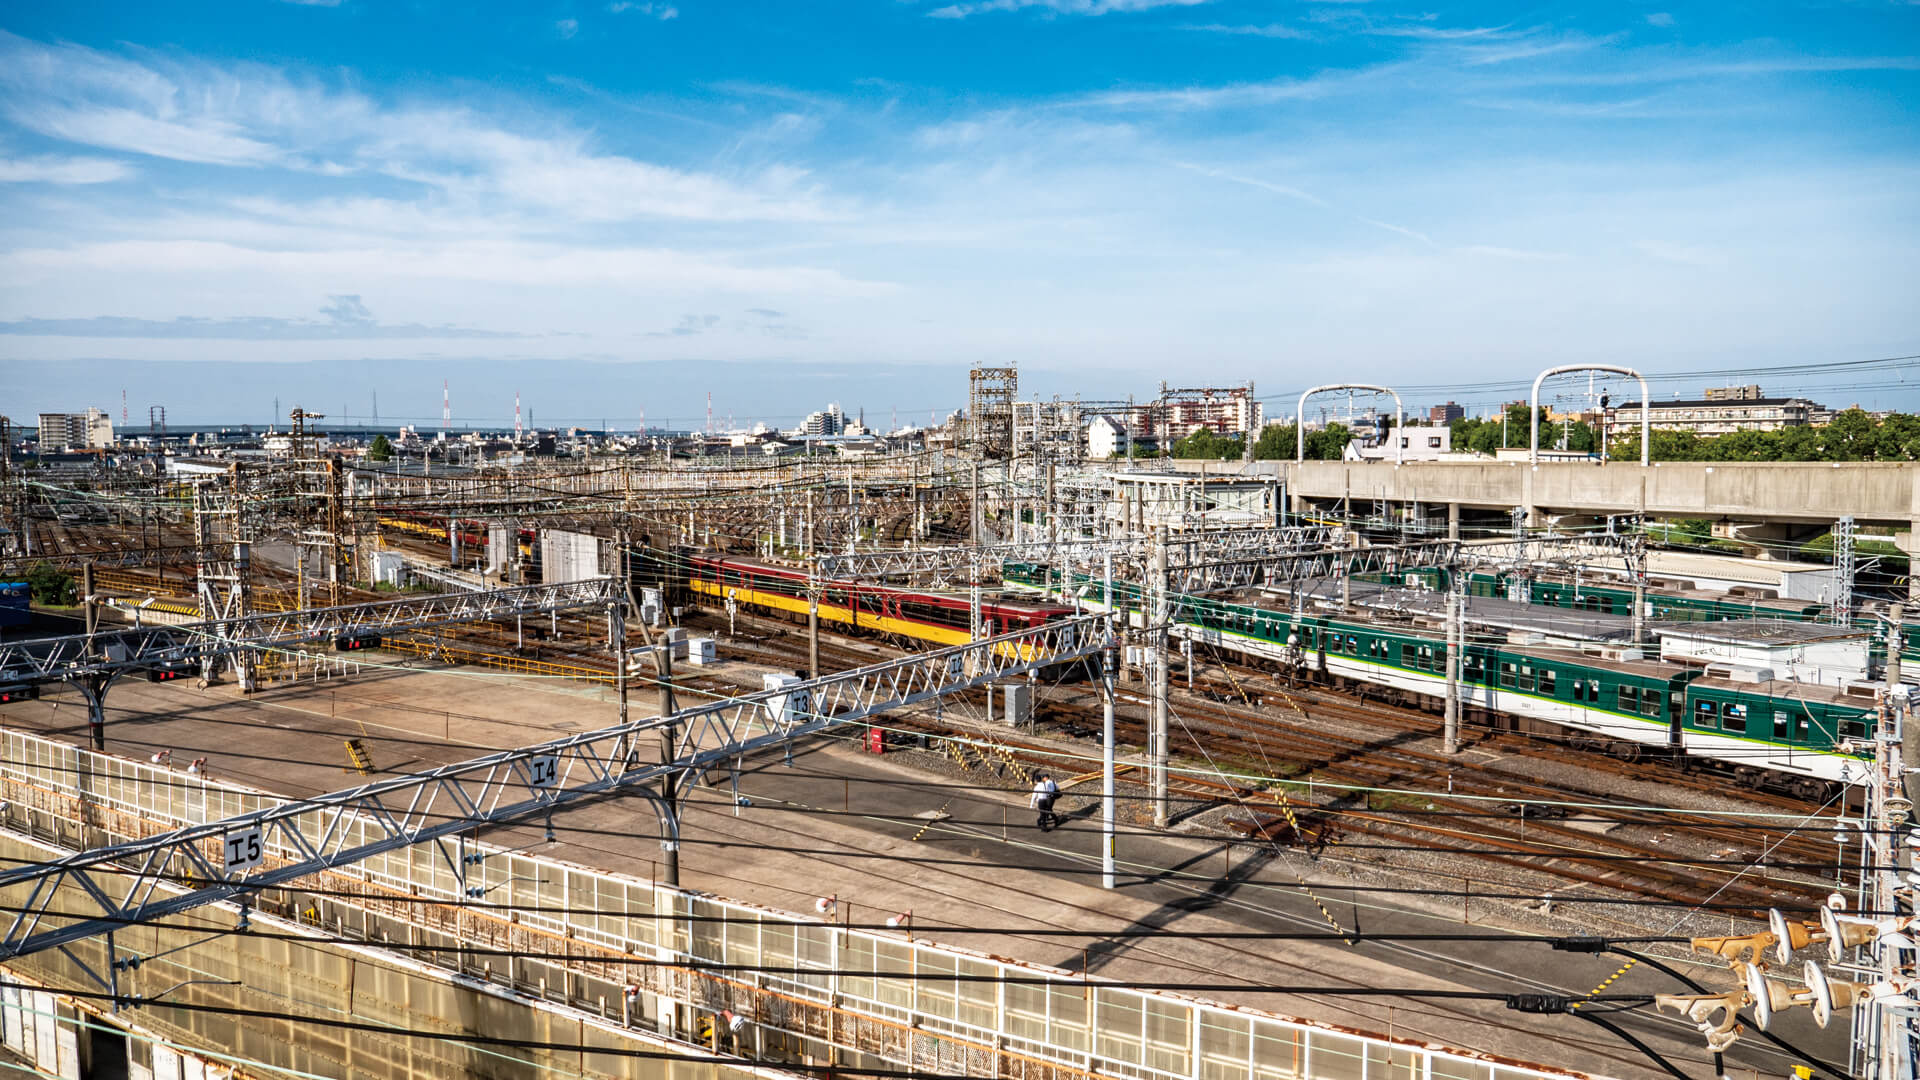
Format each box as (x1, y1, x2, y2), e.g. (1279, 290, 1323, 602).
(1680, 677, 1868, 796)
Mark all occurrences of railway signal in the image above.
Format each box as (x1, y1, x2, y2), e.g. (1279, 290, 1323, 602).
(145, 661, 200, 683)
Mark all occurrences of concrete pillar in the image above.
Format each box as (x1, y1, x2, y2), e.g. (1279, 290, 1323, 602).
(1897, 525, 1920, 603)
(1447, 502, 1461, 541)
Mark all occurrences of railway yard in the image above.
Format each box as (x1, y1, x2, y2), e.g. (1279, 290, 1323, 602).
(0, 443, 1915, 1080)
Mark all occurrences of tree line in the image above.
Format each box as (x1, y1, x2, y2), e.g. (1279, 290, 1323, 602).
(1158, 405, 1920, 463)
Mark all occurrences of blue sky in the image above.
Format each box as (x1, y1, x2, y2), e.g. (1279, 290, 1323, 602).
(1, 1, 1916, 428)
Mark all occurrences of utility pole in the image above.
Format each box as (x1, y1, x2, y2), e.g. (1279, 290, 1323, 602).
(81, 564, 97, 640)
(1892, 603, 1914, 809)
(971, 462, 982, 545)
(1443, 583, 1462, 755)
(1102, 638, 1118, 889)
(658, 638, 680, 888)
(1865, 679, 1913, 1077)
(1150, 526, 1170, 828)
(806, 489, 820, 681)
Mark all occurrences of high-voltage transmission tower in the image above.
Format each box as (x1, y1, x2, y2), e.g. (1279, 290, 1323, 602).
(967, 366, 1017, 459)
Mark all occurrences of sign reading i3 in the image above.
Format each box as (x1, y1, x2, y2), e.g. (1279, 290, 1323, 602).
(222, 824, 264, 874)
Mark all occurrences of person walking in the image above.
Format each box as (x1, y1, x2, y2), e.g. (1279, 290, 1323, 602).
(1030, 773, 1061, 832)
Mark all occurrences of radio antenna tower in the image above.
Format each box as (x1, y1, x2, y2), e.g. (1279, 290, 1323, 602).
(442, 380, 451, 431)
(121, 388, 128, 427)
(514, 392, 523, 441)
(706, 391, 714, 436)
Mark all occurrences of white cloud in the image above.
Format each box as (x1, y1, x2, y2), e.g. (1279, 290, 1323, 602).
(1645, 13, 1675, 28)
(929, 0, 1208, 19)
(0, 154, 133, 184)
(0, 30, 833, 223)
(556, 18, 579, 38)
(1181, 23, 1309, 39)
(1172, 162, 1326, 206)
(1, 239, 900, 296)
(1358, 217, 1434, 245)
(1459, 245, 1569, 261)
(608, 2, 679, 19)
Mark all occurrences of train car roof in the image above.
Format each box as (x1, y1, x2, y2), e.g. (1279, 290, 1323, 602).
(1252, 578, 1636, 643)
(1494, 642, 1680, 680)
(1687, 675, 1877, 708)
(702, 553, 1074, 612)
(1651, 619, 1872, 646)
(1364, 585, 1636, 643)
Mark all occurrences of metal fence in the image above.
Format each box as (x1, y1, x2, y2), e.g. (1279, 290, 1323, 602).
(0, 727, 1588, 1080)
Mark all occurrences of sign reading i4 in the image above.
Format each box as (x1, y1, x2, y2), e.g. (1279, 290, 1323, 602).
(223, 825, 264, 874)
(528, 754, 560, 788)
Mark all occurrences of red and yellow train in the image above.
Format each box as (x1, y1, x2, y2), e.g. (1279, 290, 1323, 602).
(686, 554, 1077, 652)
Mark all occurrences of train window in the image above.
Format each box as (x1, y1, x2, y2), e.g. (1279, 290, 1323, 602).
(1499, 663, 1515, 689)
(1722, 703, 1747, 734)
(1618, 687, 1637, 713)
(1401, 644, 1418, 668)
(1774, 714, 1791, 740)
(1346, 635, 1358, 654)
(1573, 681, 1585, 702)
(1642, 693, 1662, 718)
(1420, 646, 1435, 672)
(1795, 717, 1811, 742)
(1693, 700, 1719, 729)
(1538, 670, 1556, 695)
(1517, 666, 1535, 692)
(1842, 716, 1868, 740)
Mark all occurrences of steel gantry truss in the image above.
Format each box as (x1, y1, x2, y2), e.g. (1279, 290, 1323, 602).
(0, 577, 622, 688)
(1166, 532, 1646, 594)
(0, 577, 622, 752)
(0, 613, 1112, 964)
(814, 525, 1342, 583)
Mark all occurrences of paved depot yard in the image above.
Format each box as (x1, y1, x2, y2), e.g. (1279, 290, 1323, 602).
(0, 654, 1846, 1080)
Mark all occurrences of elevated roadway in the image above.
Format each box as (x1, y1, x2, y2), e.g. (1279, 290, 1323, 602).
(1165, 460, 1920, 586)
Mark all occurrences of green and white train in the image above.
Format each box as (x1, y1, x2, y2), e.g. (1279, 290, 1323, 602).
(1004, 563, 1877, 801)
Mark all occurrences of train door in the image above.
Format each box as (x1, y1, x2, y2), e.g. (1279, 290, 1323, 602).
(1665, 671, 1700, 751)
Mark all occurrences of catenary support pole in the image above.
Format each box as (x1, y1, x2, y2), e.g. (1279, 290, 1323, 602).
(658, 640, 679, 887)
(1102, 639, 1118, 890)
(1444, 586, 1461, 755)
(1150, 526, 1170, 828)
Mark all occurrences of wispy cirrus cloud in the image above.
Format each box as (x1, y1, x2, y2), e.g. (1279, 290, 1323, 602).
(609, 1, 679, 19)
(0, 294, 526, 340)
(1171, 162, 1326, 206)
(928, 0, 1208, 19)
(1180, 22, 1309, 39)
(0, 153, 133, 184)
(0, 30, 834, 223)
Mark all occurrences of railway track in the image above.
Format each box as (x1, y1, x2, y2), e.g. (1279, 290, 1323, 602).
(61, 564, 1845, 915)
(681, 604, 1843, 915)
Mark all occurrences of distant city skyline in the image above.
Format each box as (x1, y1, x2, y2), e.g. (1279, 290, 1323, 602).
(2, 3, 1915, 420)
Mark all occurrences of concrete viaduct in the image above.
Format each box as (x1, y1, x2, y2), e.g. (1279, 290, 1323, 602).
(1165, 459, 1920, 583)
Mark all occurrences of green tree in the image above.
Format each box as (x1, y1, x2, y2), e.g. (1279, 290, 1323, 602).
(1252, 423, 1297, 460)
(1304, 422, 1352, 460)
(1169, 428, 1240, 460)
(1820, 407, 1875, 461)
(367, 434, 393, 462)
(1705, 429, 1779, 461)
(23, 562, 74, 606)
